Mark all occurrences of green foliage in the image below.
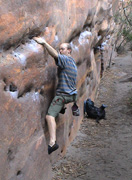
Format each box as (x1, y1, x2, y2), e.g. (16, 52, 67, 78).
(122, 28, 132, 42)
(114, 0, 132, 50)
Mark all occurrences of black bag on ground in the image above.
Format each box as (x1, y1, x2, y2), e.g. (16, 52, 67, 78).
(84, 98, 107, 123)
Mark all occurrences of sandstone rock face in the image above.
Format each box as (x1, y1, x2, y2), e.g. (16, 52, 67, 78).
(0, 0, 119, 179)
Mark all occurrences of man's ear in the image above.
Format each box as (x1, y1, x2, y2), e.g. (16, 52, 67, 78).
(68, 49, 71, 54)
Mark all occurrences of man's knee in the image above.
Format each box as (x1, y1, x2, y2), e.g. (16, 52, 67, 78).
(46, 114, 54, 122)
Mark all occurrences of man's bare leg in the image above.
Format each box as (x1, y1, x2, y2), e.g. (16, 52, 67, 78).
(46, 115, 56, 146)
(46, 115, 59, 154)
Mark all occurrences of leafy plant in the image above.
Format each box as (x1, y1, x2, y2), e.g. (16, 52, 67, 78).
(114, 0, 132, 52)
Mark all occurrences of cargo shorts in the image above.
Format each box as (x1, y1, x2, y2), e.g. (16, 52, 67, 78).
(47, 94, 77, 117)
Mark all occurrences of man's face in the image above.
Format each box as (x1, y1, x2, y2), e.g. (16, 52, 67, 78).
(59, 43, 70, 56)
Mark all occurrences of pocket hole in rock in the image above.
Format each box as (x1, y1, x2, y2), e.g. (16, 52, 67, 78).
(9, 83, 17, 92)
(16, 170, 22, 176)
(7, 149, 14, 161)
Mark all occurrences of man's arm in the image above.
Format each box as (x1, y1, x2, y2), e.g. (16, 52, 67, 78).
(33, 37, 58, 60)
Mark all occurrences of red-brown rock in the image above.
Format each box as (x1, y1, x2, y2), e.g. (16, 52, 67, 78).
(0, 0, 119, 179)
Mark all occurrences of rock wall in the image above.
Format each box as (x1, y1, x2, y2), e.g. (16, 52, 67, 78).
(0, 0, 119, 180)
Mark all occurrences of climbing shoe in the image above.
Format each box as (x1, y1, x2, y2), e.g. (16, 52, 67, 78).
(48, 143, 59, 154)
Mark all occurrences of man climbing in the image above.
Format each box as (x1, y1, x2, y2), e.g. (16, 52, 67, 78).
(33, 37, 78, 154)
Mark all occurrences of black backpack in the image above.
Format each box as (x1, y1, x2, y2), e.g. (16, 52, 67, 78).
(84, 98, 107, 123)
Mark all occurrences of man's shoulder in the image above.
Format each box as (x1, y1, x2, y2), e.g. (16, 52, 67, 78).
(59, 54, 75, 61)
(58, 54, 69, 59)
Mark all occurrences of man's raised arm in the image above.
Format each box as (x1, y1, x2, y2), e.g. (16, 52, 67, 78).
(33, 37, 58, 60)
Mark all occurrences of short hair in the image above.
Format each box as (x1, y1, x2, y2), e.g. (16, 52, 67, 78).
(66, 43, 72, 53)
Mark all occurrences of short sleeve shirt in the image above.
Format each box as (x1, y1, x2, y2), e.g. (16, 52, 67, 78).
(56, 54, 77, 95)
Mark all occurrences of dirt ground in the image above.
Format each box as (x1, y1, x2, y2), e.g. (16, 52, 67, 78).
(52, 51, 132, 180)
